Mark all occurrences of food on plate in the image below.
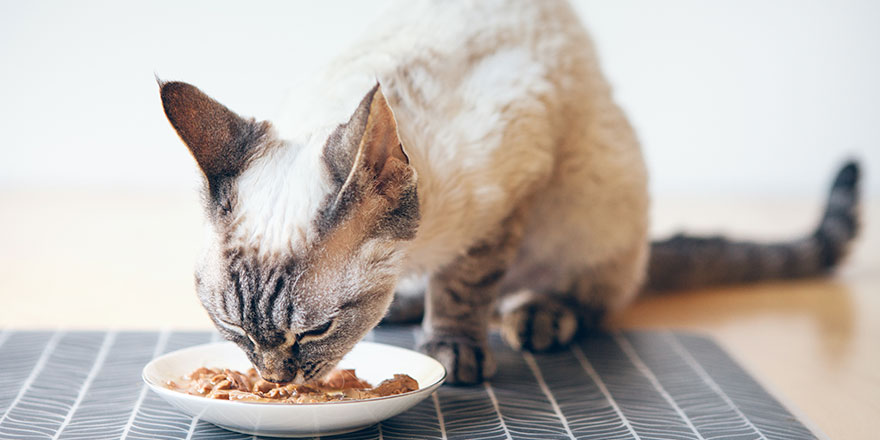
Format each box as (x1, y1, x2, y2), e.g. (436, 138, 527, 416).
(166, 367, 418, 403)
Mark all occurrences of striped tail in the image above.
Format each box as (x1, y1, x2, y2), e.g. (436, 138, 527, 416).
(646, 161, 861, 292)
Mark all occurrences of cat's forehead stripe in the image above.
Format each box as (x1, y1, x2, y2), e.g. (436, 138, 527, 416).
(231, 138, 330, 254)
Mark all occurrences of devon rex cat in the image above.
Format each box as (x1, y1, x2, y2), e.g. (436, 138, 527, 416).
(159, 0, 860, 384)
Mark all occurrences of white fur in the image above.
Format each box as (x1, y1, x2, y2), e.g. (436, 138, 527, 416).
(233, 128, 332, 254)
(236, 0, 649, 307)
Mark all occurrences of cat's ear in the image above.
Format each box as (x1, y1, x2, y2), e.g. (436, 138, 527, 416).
(321, 84, 419, 239)
(356, 83, 410, 177)
(325, 84, 411, 197)
(160, 81, 266, 180)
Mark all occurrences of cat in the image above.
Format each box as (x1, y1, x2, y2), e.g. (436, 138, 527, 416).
(158, 0, 860, 385)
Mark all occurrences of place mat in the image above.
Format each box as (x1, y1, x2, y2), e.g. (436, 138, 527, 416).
(0, 328, 821, 440)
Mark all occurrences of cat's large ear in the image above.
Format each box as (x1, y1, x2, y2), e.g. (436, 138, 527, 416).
(322, 83, 419, 239)
(325, 84, 411, 197)
(160, 81, 267, 181)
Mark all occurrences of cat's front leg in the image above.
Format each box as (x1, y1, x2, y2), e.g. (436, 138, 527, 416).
(420, 215, 523, 385)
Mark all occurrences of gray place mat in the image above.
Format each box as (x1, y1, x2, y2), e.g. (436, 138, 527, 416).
(0, 327, 820, 440)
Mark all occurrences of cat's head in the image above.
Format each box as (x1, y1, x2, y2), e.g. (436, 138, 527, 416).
(160, 80, 419, 383)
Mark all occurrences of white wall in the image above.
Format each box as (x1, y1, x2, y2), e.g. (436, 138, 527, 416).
(1, 0, 878, 197)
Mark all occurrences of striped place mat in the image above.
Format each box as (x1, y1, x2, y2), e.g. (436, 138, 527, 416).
(0, 328, 820, 440)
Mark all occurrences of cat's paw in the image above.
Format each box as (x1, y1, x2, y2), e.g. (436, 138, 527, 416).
(419, 336, 495, 385)
(500, 293, 579, 352)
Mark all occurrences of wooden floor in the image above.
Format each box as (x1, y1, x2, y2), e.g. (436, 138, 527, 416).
(1, 189, 877, 439)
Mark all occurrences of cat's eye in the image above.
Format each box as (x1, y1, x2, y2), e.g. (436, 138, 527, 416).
(218, 320, 260, 347)
(298, 320, 335, 343)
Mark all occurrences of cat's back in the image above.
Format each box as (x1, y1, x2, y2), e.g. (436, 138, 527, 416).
(345, 0, 578, 63)
(356, 0, 600, 272)
(279, 0, 618, 273)
(284, 0, 590, 131)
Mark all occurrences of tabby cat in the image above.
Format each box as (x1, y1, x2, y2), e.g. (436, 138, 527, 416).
(159, 0, 860, 384)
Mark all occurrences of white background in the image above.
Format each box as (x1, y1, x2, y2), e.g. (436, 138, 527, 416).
(1, 0, 878, 197)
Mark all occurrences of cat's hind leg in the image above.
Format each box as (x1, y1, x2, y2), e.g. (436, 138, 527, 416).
(500, 244, 647, 351)
(498, 290, 580, 351)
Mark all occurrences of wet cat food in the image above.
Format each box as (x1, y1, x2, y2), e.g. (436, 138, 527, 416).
(166, 367, 418, 403)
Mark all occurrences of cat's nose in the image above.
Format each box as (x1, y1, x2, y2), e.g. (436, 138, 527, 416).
(257, 350, 300, 383)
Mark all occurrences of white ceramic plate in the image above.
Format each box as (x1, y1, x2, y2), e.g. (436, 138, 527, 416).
(142, 341, 446, 438)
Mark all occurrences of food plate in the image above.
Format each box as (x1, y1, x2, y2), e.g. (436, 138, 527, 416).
(142, 341, 446, 438)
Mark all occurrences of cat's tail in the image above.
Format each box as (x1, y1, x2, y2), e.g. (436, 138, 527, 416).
(646, 161, 861, 292)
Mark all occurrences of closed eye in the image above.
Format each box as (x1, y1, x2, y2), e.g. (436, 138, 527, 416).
(298, 320, 336, 343)
(217, 319, 261, 348)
